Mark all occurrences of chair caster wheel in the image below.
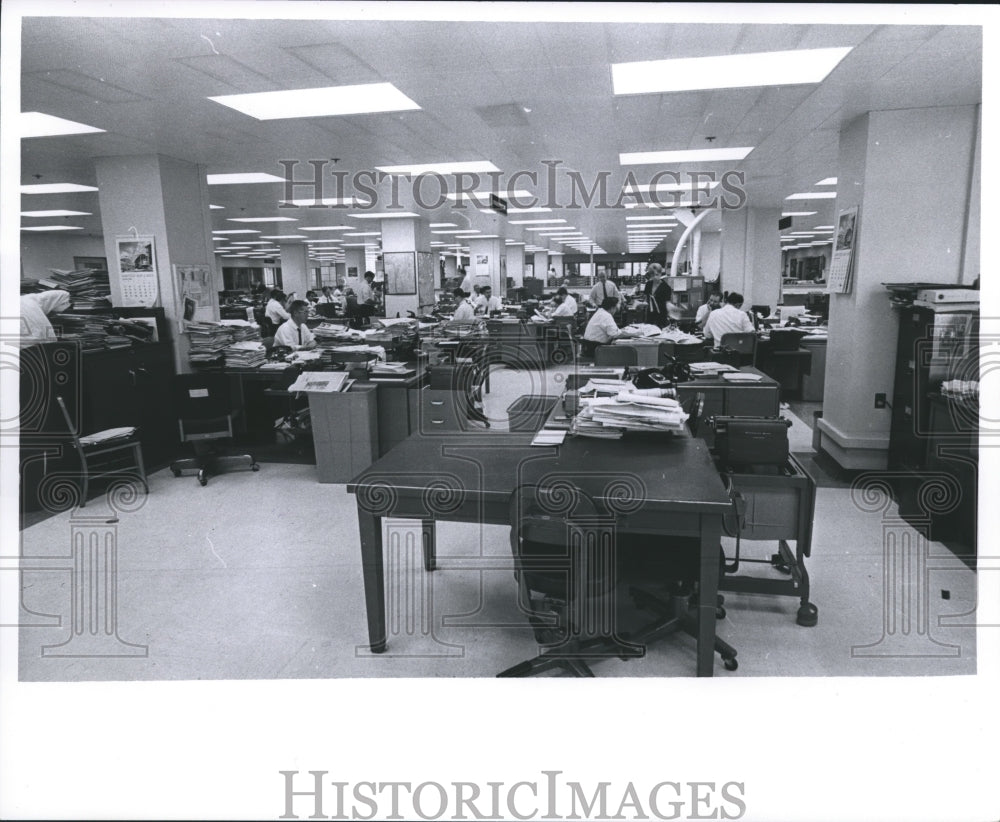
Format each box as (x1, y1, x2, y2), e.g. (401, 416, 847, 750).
(723, 655, 738, 671)
(251, 463, 260, 471)
(197, 469, 208, 487)
(170, 468, 181, 477)
(771, 553, 791, 574)
(716, 606, 726, 620)
(796, 602, 818, 627)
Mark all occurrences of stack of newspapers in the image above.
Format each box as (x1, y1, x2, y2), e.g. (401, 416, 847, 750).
(571, 392, 688, 439)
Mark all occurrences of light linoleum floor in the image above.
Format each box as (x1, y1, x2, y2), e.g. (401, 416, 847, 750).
(17, 363, 978, 680)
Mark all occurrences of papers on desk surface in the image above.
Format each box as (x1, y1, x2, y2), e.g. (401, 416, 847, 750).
(79, 426, 136, 446)
(688, 361, 738, 376)
(287, 371, 350, 393)
(531, 429, 566, 446)
(570, 393, 688, 438)
(722, 371, 763, 382)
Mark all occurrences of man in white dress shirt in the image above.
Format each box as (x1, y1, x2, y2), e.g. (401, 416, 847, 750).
(587, 271, 621, 307)
(20, 289, 72, 345)
(581, 296, 634, 356)
(274, 300, 316, 350)
(451, 288, 476, 321)
(474, 285, 502, 315)
(703, 292, 755, 344)
(549, 287, 578, 317)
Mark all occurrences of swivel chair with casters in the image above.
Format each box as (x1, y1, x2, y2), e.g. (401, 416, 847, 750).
(498, 484, 637, 677)
(594, 344, 638, 368)
(169, 373, 258, 487)
(718, 332, 757, 368)
(618, 394, 739, 672)
(56, 395, 148, 507)
(657, 340, 676, 366)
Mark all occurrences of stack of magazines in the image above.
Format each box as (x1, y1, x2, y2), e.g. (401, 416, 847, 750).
(187, 321, 234, 363)
(223, 341, 267, 369)
(571, 393, 688, 438)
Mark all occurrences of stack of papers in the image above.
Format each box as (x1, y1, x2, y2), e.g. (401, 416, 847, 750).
(369, 363, 416, 379)
(186, 321, 234, 363)
(45, 268, 112, 309)
(79, 426, 136, 447)
(578, 378, 634, 396)
(531, 429, 566, 446)
(688, 362, 738, 377)
(656, 327, 704, 344)
(621, 323, 663, 338)
(223, 341, 267, 369)
(722, 371, 763, 382)
(586, 393, 688, 433)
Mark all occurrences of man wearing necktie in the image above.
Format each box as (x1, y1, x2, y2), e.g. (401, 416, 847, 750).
(588, 270, 621, 308)
(274, 300, 317, 350)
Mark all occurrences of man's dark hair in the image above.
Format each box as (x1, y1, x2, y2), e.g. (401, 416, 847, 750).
(601, 296, 619, 311)
(453, 287, 466, 298)
(270, 289, 284, 300)
(726, 292, 745, 306)
(556, 286, 568, 296)
(364, 271, 375, 280)
(289, 300, 309, 314)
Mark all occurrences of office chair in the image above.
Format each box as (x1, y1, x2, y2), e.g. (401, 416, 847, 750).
(56, 396, 148, 507)
(718, 332, 757, 367)
(594, 345, 638, 367)
(498, 484, 628, 677)
(169, 373, 258, 486)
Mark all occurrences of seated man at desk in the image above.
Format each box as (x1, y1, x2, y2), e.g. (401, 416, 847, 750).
(703, 291, 754, 345)
(581, 296, 635, 356)
(473, 284, 502, 315)
(317, 285, 343, 311)
(274, 300, 317, 350)
(264, 289, 290, 328)
(695, 292, 723, 331)
(451, 287, 477, 321)
(549, 286, 578, 318)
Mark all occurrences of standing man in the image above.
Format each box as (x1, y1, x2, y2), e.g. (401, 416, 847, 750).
(274, 300, 317, 350)
(588, 271, 621, 308)
(358, 271, 376, 306)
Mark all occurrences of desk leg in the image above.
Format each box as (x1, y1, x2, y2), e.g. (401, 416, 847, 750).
(357, 505, 386, 653)
(421, 519, 436, 572)
(697, 514, 722, 677)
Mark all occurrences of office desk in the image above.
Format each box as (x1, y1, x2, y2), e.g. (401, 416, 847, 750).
(346, 431, 732, 676)
(675, 368, 781, 447)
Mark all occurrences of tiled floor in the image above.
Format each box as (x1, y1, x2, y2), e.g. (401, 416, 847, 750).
(17, 363, 978, 680)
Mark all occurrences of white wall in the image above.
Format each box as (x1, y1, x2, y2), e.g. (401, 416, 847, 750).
(20, 233, 106, 278)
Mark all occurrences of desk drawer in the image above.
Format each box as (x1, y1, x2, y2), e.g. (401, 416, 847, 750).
(420, 388, 461, 431)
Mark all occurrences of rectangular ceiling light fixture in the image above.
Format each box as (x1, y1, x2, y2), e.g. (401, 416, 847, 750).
(612, 47, 852, 95)
(210, 204, 225, 210)
(20, 183, 98, 194)
(280, 197, 370, 207)
(21, 225, 84, 231)
(376, 161, 500, 176)
(508, 219, 567, 225)
(212, 229, 261, 235)
(209, 83, 420, 120)
(785, 192, 837, 200)
(207, 173, 286, 185)
(620, 147, 754, 165)
(300, 225, 354, 231)
(227, 216, 298, 223)
(816, 177, 838, 186)
(21, 209, 91, 217)
(348, 212, 420, 219)
(781, 211, 817, 217)
(21, 112, 105, 138)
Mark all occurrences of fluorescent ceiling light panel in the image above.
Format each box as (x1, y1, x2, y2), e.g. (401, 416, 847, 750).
(21, 225, 83, 231)
(209, 83, 420, 120)
(620, 147, 753, 165)
(612, 47, 851, 95)
(508, 219, 567, 225)
(348, 212, 420, 219)
(210, 204, 225, 210)
(207, 173, 285, 185)
(212, 229, 261, 235)
(816, 178, 838, 186)
(627, 215, 679, 222)
(785, 192, 837, 200)
(430, 222, 456, 228)
(376, 161, 500, 176)
(625, 181, 719, 194)
(21, 209, 91, 217)
(504, 207, 552, 214)
(260, 235, 308, 240)
(343, 232, 381, 237)
(227, 216, 298, 223)
(21, 112, 105, 138)
(234, 241, 271, 245)
(813, 226, 835, 230)
(300, 225, 353, 231)
(433, 229, 480, 235)
(445, 189, 532, 203)
(781, 211, 817, 217)
(20, 183, 98, 194)
(281, 197, 370, 207)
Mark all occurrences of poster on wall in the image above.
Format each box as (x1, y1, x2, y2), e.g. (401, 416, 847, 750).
(116, 235, 159, 307)
(173, 264, 216, 330)
(827, 206, 858, 294)
(382, 251, 416, 295)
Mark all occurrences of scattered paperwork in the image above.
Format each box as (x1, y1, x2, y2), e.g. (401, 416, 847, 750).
(531, 429, 566, 446)
(570, 393, 688, 439)
(79, 426, 136, 447)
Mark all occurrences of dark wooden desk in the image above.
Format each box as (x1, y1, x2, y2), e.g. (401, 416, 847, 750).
(346, 431, 732, 676)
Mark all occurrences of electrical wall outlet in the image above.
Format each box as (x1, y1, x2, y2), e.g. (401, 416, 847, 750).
(874, 393, 887, 409)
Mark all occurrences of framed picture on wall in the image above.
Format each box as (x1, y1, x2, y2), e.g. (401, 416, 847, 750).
(73, 256, 107, 272)
(382, 251, 417, 295)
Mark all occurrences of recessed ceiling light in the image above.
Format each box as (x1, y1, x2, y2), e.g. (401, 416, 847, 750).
(504, 207, 552, 214)
(20, 225, 84, 231)
(813, 226, 835, 230)
(376, 161, 500, 176)
(433, 229, 480, 235)
(430, 222, 456, 228)
(627, 215, 679, 222)
(619, 147, 754, 165)
(20, 183, 98, 194)
(227, 216, 298, 223)
(624, 181, 720, 194)
(21, 112, 105, 138)
(212, 229, 261, 235)
(785, 192, 837, 200)
(612, 47, 851, 95)
(343, 232, 381, 237)
(280, 197, 370, 207)
(210, 204, 225, 210)
(348, 212, 420, 219)
(300, 225, 353, 231)
(508, 219, 567, 225)
(816, 178, 838, 186)
(260, 235, 308, 240)
(207, 173, 285, 185)
(781, 211, 818, 217)
(209, 83, 420, 120)
(20, 209, 91, 217)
